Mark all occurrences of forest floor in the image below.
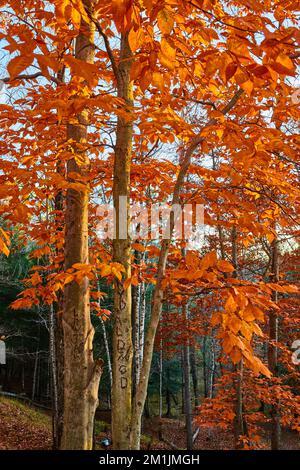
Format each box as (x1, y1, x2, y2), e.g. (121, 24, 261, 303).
(0, 397, 299, 450)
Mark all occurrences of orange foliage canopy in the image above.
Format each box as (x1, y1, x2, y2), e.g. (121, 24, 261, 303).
(0, 0, 299, 378)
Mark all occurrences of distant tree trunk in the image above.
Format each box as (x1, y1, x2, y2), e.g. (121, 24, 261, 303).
(202, 336, 208, 398)
(139, 281, 146, 373)
(111, 31, 134, 450)
(166, 389, 172, 417)
(217, 224, 226, 260)
(165, 366, 172, 418)
(132, 252, 146, 400)
(159, 339, 163, 418)
(132, 266, 141, 397)
(53, 277, 64, 449)
(32, 323, 40, 401)
(234, 360, 245, 448)
(61, 1, 102, 449)
(181, 353, 185, 413)
(52, 48, 66, 452)
(208, 337, 216, 399)
(182, 303, 193, 450)
(32, 350, 38, 401)
(49, 304, 59, 448)
(231, 225, 238, 274)
(190, 347, 199, 407)
(268, 236, 281, 450)
(144, 395, 150, 419)
(52, 150, 65, 450)
(21, 363, 25, 392)
(96, 276, 112, 390)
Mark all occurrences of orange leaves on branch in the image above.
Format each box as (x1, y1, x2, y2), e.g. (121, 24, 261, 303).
(10, 297, 35, 310)
(90, 290, 106, 300)
(95, 308, 111, 321)
(50, 262, 126, 290)
(200, 250, 217, 270)
(110, 0, 137, 32)
(55, 0, 89, 28)
(25, 272, 43, 287)
(71, 263, 94, 282)
(64, 56, 99, 86)
(0, 228, 10, 257)
(243, 352, 271, 378)
(7, 54, 34, 80)
(132, 242, 147, 252)
(214, 288, 271, 377)
(29, 245, 51, 259)
(98, 262, 126, 281)
(217, 259, 235, 273)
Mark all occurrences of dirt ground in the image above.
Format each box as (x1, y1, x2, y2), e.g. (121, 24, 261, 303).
(1, 397, 299, 450)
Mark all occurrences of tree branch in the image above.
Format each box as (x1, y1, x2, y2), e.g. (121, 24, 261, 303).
(1, 72, 59, 85)
(83, 6, 119, 80)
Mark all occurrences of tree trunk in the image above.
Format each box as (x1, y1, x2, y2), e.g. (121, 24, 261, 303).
(51, 41, 67, 449)
(268, 237, 280, 450)
(202, 336, 208, 398)
(52, 161, 64, 450)
(32, 322, 40, 401)
(32, 349, 38, 401)
(49, 304, 59, 449)
(234, 360, 245, 448)
(96, 276, 112, 390)
(208, 337, 216, 399)
(111, 31, 134, 450)
(159, 339, 163, 418)
(132, 279, 141, 397)
(190, 347, 199, 407)
(61, 2, 102, 449)
(165, 367, 172, 417)
(50, 126, 66, 449)
(183, 306, 193, 450)
(139, 281, 146, 370)
(166, 387, 172, 417)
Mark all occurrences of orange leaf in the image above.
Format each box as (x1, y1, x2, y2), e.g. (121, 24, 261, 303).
(217, 259, 235, 273)
(272, 54, 295, 76)
(7, 54, 34, 80)
(241, 79, 253, 96)
(159, 39, 176, 70)
(225, 294, 237, 313)
(157, 8, 174, 35)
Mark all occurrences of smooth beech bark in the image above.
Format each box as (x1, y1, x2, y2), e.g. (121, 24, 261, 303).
(61, 1, 102, 450)
(111, 32, 134, 450)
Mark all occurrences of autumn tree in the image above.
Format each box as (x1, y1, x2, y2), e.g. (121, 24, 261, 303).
(0, 0, 299, 451)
